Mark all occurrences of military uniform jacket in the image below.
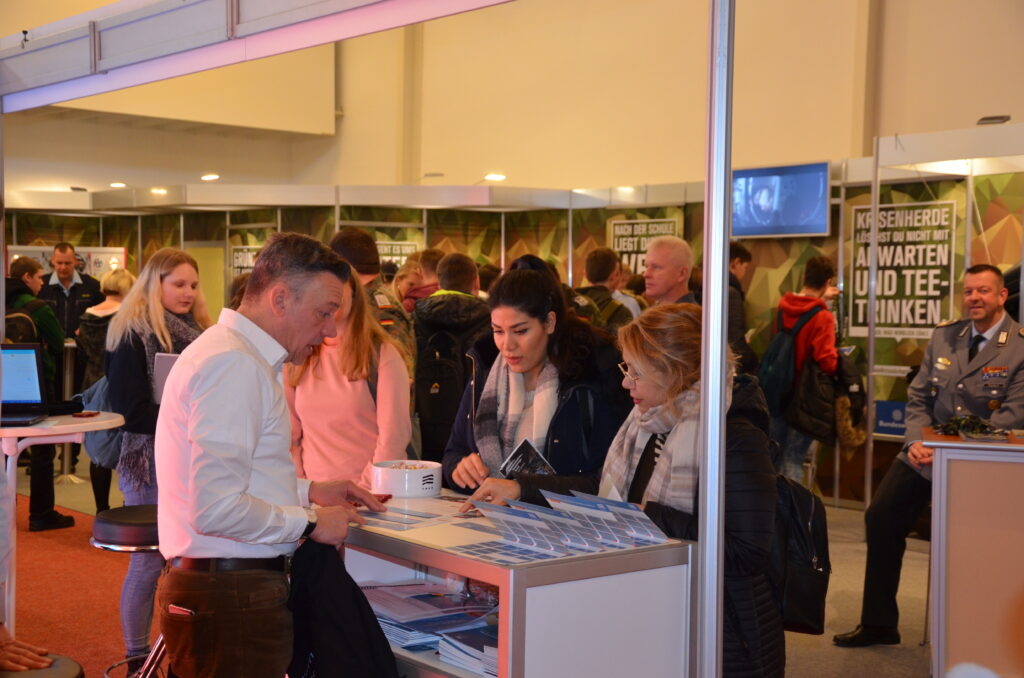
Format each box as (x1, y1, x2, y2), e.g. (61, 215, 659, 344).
(903, 314, 1024, 480)
(365, 276, 416, 374)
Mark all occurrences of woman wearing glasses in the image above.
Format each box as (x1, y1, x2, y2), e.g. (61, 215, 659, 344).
(442, 268, 631, 496)
(465, 303, 784, 677)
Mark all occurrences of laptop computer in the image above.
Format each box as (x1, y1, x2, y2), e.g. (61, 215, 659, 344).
(1, 344, 49, 427)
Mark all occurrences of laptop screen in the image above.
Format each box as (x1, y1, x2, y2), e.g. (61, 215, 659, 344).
(1, 347, 44, 405)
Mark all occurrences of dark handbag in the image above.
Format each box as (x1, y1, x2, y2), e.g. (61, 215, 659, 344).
(785, 356, 836, 446)
(769, 476, 831, 634)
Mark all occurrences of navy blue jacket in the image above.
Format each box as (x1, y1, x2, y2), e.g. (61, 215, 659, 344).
(441, 331, 631, 495)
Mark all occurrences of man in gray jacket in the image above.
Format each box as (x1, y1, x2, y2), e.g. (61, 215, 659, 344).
(835, 263, 1024, 647)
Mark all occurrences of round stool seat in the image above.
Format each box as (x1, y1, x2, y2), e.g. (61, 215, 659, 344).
(0, 653, 84, 678)
(92, 504, 158, 548)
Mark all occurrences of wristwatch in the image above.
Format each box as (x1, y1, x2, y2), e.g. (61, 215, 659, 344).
(302, 507, 318, 538)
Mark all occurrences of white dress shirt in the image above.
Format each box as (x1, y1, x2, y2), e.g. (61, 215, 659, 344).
(155, 308, 311, 559)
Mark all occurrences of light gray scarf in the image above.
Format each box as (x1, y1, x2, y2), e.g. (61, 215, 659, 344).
(474, 355, 560, 477)
(599, 374, 733, 513)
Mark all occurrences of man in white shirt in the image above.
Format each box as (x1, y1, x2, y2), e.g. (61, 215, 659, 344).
(155, 233, 386, 678)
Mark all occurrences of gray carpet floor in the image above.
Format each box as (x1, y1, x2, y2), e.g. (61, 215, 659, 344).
(786, 505, 931, 677)
(21, 460, 932, 676)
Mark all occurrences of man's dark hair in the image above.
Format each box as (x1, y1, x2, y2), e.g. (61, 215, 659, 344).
(329, 227, 380, 276)
(10, 257, 42, 280)
(965, 263, 1004, 286)
(419, 248, 445, 277)
(478, 264, 501, 293)
(245, 232, 350, 300)
(585, 247, 620, 285)
(437, 253, 478, 293)
(729, 241, 752, 264)
(803, 256, 835, 289)
(53, 242, 76, 254)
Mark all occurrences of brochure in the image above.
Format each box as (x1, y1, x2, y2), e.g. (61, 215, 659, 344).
(498, 439, 555, 478)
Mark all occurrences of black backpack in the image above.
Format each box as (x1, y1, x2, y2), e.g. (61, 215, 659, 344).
(768, 475, 831, 634)
(414, 329, 476, 462)
(5, 299, 46, 343)
(757, 306, 823, 417)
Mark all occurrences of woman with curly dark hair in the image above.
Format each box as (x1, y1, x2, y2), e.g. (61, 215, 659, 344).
(442, 268, 631, 500)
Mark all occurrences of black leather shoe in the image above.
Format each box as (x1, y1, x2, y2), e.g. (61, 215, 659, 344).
(833, 625, 901, 647)
(28, 511, 75, 532)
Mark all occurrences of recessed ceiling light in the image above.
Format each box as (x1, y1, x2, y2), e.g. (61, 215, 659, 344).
(150, 187, 168, 195)
(200, 173, 220, 182)
(110, 182, 127, 188)
(484, 173, 506, 182)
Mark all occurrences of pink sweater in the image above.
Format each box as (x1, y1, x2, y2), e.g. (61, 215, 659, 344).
(286, 339, 411, 489)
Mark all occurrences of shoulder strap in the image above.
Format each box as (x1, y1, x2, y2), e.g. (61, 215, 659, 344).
(596, 298, 624, 328)
(790, 305, 824, 335)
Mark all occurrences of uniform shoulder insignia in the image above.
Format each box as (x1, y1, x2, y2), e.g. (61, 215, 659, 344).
(936, 319, 958, 328)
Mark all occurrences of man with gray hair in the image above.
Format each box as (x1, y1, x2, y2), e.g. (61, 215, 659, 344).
(643, 235, 697, 305)
(154, 233, 386, 678)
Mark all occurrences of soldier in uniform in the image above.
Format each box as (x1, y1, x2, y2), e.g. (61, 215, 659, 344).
(835, 263, 1024, 647)
(328, 228, 416, 375)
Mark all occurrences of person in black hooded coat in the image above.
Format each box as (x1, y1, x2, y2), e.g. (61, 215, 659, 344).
(464, 303, 784, 677)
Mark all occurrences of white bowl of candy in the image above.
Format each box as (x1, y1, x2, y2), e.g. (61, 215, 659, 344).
(371, 460, 442, 498)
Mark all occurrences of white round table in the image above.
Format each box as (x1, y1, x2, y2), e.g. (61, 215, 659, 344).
(0, 412, 124, 632)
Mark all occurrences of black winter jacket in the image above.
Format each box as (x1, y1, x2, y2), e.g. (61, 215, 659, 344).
(729, 273, 759, 375)
(441, 331, 631, 496)
(515, 376, 785, 677)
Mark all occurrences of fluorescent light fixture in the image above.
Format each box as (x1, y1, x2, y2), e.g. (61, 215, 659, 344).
(483, 173, 506, 182)
(617, 186, 636, 193)
(150, 187, 168, 195)
(200, 173, 220, 181)
(109, 181, 127, 188)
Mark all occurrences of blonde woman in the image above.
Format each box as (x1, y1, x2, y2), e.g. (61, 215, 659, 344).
(391, 261, 422, 304)
(286, 267, 411, 488)
(105, 249, 211, 669)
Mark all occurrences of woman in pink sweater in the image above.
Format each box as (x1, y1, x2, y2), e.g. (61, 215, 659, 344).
(286, 271, 412, 488)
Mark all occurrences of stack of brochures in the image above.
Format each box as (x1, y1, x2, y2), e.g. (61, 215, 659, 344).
(363, 582, 495, 650)
(446, 491, 671, 566)
(438, 626, 499, 677)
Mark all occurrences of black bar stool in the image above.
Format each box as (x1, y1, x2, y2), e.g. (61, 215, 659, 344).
(90, 505, 165, 678)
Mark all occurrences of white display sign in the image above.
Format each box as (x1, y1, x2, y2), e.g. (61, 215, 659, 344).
(376, 241, 419, 266)
(608, 219, 679, 275)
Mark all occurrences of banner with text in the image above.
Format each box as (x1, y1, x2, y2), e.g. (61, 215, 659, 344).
(376, 241, 419, 266)
(849, 201, 956, 339)
(609, 219, 679, 275)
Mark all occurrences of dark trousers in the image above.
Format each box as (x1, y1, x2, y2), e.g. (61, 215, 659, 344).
(156, 565, 292, 678)
(27, 445, 56, 519)
(861, 459, 932, 628)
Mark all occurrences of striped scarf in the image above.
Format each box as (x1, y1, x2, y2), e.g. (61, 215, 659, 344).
(599, 374, 732, 513)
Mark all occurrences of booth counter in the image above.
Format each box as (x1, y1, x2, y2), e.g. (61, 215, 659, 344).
(343, 498, 692, 678)
(925, 430, 1024, 676)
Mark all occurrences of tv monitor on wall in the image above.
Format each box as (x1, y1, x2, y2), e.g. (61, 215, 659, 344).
(731, 161, 830, 238)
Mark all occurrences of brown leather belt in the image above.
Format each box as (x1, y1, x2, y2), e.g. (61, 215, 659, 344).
(169, 556, 288, 573)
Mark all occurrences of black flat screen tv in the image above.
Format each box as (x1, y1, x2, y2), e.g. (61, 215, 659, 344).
(731, 161, 830, 238)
